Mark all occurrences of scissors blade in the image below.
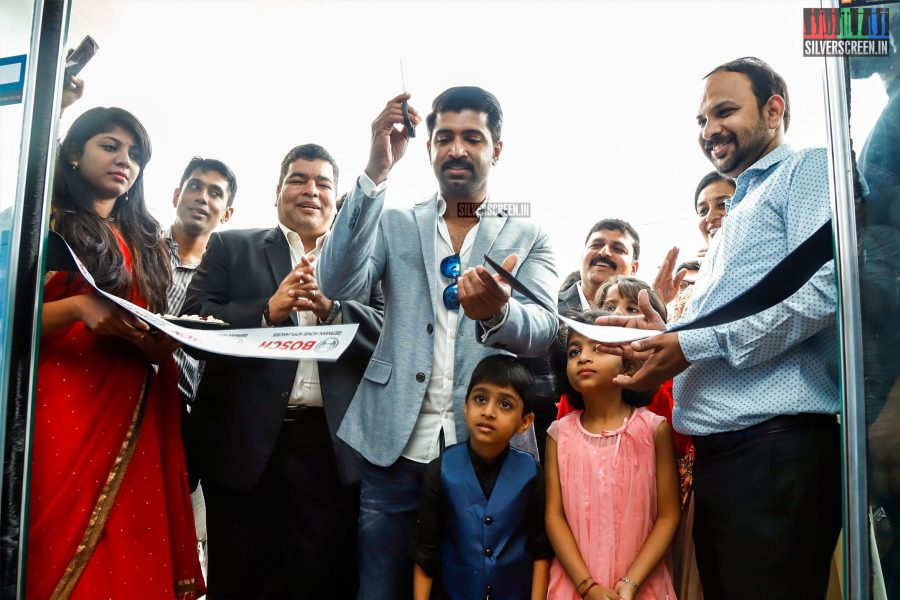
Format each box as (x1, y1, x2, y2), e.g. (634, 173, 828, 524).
(483, 254, 556, 314)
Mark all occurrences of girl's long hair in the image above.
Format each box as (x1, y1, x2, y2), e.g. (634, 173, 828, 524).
(52, 106, 170, 312)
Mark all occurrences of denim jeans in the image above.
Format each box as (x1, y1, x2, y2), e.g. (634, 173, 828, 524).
(357, 458, 429, 600)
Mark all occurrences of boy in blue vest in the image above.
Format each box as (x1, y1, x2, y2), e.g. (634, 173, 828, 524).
(412, 355, 553, 600)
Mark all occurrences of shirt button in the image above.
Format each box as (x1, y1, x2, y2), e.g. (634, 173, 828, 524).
(483, 516, 493, 526)
(280, 391, 289, 399)
(484, 547, 493, 557)
(427, 324, 434, 334)
(445, 372, 452, 381)
(415, 372, 426, 383)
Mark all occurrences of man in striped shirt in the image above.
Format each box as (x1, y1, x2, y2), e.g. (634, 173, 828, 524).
(165, 157, 237, 404)
(164, 157, 237, 575)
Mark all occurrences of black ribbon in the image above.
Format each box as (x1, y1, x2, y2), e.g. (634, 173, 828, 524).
(484, 218, 834, 332)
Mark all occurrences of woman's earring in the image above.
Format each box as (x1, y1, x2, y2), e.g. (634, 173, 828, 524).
(124, 192, 130, 202)
(70, 160, 80, 172)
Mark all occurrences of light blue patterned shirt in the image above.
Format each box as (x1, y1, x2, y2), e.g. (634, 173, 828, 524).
(673, 145, 839, 436)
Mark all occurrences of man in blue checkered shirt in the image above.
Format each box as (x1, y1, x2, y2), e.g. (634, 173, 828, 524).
(598, 57, 840, 598)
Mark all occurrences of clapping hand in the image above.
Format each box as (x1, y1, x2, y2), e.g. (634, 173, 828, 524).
(652, 246, 687, 305)
(267, 255, 334, 323)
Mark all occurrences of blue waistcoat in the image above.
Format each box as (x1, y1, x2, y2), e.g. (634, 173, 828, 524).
(440, 443, 538, 600)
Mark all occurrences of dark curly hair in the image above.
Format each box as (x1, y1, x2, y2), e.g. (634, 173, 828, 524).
(550, 308, 656, 410)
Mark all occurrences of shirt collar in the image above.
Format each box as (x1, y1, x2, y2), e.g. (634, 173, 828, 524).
(436, 193, 489, 219)
(164, 226, 185, 266)
(739, 143, 794, 178)
(278, 223, 328, 254)
(729, 144, 794, 210)
(575, 281, 592, 310)
(466, 439, 510, 470)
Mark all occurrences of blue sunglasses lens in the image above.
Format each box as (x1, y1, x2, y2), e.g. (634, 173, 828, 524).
(440, 255, 461, 279)
(441, 254, 461, 310)
(443, 283, 459, 310)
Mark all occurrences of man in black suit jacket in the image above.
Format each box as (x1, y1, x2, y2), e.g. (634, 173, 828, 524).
(182, 144, 382, 600)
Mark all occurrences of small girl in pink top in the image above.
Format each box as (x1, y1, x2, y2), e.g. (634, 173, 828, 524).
(545, 309, 680, 600)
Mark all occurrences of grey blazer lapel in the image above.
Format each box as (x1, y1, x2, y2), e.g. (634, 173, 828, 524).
(455, 210, 508, 334)
(469, 210, 508, 272)
(263, 227, 299, 326)
(414, 197, 440, 311)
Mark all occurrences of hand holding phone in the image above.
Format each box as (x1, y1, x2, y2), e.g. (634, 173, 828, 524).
(64, 35, 98, 80)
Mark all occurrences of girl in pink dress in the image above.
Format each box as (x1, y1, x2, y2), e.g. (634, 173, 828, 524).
(545, 309, 680, 600)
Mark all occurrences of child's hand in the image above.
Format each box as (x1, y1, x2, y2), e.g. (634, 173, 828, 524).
(613, 579, 637, 600)
(586, 584, 623, 600)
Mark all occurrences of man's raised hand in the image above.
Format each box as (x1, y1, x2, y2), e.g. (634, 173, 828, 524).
(365, 93, 421, 185)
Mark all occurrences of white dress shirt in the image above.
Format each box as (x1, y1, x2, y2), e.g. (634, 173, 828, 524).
(400, 195, 481, 462)
(575, 281, 592, 310)
(277, 224, 331, 408)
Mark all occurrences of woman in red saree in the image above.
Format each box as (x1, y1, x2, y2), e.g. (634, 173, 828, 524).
(27, 107, 203, 600)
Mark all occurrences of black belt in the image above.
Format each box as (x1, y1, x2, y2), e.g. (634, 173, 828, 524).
(283, 405, 325, 423)
(693, 413, 837, 456)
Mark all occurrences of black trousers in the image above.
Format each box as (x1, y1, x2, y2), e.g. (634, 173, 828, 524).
(203, 409, 359, 600)
(691, 414, 841, 600)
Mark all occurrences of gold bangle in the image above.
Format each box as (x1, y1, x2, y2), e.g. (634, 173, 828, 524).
(580, 581, 598, 597)
(576, 576, 592, 592)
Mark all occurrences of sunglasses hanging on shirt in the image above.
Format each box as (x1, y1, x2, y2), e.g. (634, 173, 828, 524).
(441, 254, 461, 310)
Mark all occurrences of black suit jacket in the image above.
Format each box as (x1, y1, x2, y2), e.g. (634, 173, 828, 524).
(182, 227, 383, 489)
(557, 283, 584, 315)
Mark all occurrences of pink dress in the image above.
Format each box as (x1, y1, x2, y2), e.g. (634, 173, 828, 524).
(548, 408, 676, 599)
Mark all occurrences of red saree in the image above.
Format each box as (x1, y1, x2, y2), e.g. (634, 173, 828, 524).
(26, 233, 203, 600)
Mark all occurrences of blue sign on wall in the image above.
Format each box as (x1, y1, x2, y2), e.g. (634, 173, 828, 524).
(0, 54, 27, 106)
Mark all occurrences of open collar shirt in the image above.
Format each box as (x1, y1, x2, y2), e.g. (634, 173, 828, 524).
(673, 145, 839, 435)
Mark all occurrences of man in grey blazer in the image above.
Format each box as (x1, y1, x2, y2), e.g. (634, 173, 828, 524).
(318, 86, 558, 599)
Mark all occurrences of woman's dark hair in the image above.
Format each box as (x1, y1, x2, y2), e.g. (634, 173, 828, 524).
(466, 354, 536, 415)
(694, 171, 735, 212)
(53, 106, 170, 312)
(595, 275, 668, 322)
(550, 309, 656, 410)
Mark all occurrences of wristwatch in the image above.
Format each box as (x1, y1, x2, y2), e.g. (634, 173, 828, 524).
(480, 305, 507, 328)
(318, 300, 341, 325)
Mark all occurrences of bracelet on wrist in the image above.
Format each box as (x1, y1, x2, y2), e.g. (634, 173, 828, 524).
(263, 301, 277, 327)
(318, 300, 341, 325)
(619, 575, 639, 589)
(580, 581, 597, 598)
(576, 576, 592, 593)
